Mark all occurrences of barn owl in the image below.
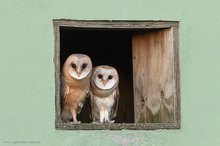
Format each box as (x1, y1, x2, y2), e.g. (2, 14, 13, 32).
(61, 54, 92, 124)
(89, 65, 119, 123)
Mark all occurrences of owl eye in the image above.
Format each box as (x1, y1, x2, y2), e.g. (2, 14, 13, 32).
(98, 74, 103, 79)
(108, 75, 113, 80)
(82, 63, 87, 69)
(71, 63, 76, 68)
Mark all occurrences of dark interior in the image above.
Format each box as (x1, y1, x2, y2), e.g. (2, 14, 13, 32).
(60, 27, 134, 123)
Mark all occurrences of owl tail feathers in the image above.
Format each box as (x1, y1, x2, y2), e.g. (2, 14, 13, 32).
(61, 107, 72, 122)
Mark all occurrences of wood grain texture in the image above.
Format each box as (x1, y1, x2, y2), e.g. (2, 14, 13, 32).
(53, 20, 178, 29)
(173, 26, 181, 127)
(132, 28, 176, 123)
(54, 23, 61, 126)
(56, 123, 180, 130)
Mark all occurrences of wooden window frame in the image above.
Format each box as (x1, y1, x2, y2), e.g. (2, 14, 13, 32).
(53, 20, 180, 130)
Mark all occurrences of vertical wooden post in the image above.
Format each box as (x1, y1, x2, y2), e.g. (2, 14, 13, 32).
(54, 23, 62, 126)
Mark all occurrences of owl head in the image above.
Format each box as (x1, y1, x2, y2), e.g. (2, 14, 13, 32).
(92, 65, 119, 90)
(65, 54, 92, 80)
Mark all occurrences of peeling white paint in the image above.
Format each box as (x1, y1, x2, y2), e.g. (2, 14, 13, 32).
(107, 133, 140, 146)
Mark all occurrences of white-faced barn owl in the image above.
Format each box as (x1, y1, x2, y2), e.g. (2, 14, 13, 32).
(61, 54, 92, 124)
(89, 65, 119, 123)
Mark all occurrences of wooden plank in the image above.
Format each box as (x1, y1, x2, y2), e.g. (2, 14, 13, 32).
(55, 123, 180, 130)
(53, 23, 61, 126)
(132, 28, 176, 123)
(53, 20, 178, 29)
(173, 26, 181, 127)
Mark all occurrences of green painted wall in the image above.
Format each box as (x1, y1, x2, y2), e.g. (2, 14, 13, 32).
(0, 0, 220, 146)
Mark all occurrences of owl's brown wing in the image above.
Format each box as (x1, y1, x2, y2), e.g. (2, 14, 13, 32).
(60, 75, 65, 98)
(76, 90, 90, 114)
(110, 87, 120, 119)
(60, 75, 71, 121)
(61, 75, 69, 106)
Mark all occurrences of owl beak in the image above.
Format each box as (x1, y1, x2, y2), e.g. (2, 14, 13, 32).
(103, 80, 107, 86)
(77, 72, 81, 77)
(76, 67, 81, 77)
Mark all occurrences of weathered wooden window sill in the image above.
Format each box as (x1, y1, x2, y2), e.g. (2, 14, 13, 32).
(56, 123, 180, 130)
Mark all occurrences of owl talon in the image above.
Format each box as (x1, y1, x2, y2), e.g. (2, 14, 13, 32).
(70, 121, 81, 124)
(103, 119, 115, 124)
(103, 118, 109, 123)
(92, 121, 99, 124)
(109, 120, 115, 124)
